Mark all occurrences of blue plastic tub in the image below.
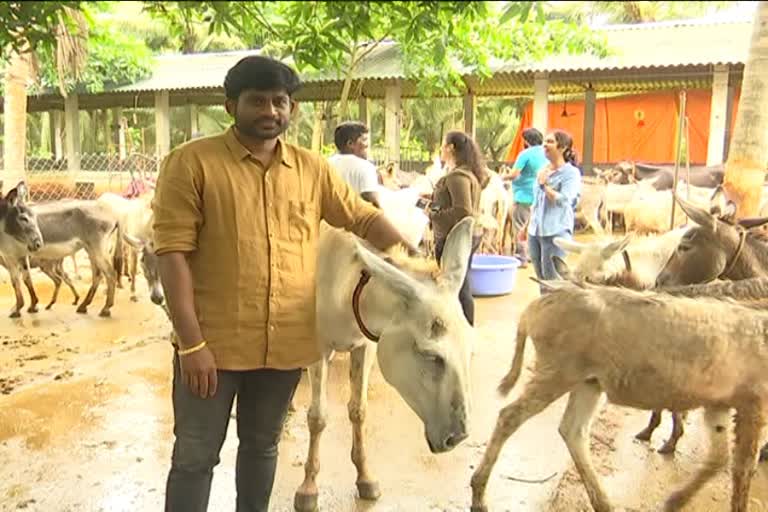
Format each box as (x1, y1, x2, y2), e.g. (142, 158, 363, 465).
(469, 254, 521, 297)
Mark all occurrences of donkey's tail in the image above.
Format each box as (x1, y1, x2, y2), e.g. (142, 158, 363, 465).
(111, 221, 124, 277)
(497, 314, 529, 397)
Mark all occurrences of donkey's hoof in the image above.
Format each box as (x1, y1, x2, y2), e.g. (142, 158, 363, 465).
(634, 430, 652, 442)
(9, 311, 21, 319)
(27, 306, 38, 313)
(657, 442, 676, 455)
(76, 306, 88, 314)
(664, 492, 686, 512)
(130, 295, 139, 303)
(99, 309, 111, 318)
(470, 506, 488, 512)
(45, 303, 54, 310)
(356, 480, 381, 501)
(293, 492, 318, 512)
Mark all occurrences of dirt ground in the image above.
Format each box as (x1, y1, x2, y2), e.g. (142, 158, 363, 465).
(2, 249, 768, 512)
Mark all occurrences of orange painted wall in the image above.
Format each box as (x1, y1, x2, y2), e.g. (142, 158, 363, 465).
(505, 88, 741, 166)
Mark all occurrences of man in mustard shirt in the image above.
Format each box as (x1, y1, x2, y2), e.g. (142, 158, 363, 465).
(153, 56, 414, 512)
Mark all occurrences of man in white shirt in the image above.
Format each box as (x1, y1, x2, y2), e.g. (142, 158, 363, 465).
(328, 122, 381, 208)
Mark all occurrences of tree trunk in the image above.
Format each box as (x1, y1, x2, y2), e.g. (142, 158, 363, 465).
(2, 50, 32, 194)
(723, 1, 768, 218)
(338, 46, 359, 121)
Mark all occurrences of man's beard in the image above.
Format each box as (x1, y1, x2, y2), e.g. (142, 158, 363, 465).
(235, 117, 289, 140)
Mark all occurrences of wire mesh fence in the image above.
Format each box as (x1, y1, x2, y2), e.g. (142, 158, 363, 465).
(1, 153, 161, 202)
(1, 149, 509, 203)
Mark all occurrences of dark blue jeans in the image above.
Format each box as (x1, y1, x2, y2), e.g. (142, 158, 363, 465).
(435, 235, 481, 326)
(528, 232, 570, 294)
(164, 354, 301, 512)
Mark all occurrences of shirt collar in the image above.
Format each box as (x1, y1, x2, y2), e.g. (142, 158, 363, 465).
(224, 125, 295, 168)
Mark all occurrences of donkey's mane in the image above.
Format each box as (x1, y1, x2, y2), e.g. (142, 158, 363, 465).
(384, 245, 441, 280)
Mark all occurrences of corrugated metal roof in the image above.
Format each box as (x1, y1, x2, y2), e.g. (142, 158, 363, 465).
(497, 19, 751, 74)
(26, 17, 753, 99)
(109, 50, 264, 92)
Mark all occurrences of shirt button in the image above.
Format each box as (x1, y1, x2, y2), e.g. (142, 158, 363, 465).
(269, 325, 275, 331)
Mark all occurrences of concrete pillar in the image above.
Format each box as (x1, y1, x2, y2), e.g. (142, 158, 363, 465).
(118, 113, 127, 161)
(188, 104, 199, 139)
(463, 91, 476, 140)
(51, 110, 64, 160)
(64, 94, 80, 173)
(533, 72, 549, 134)
(583, 87, 597, 174)
(154, 90, 171, 157)
(706, 64, 730, 166)
(384, 82, 402, 165)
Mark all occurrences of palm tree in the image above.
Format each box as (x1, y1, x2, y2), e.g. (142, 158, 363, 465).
(722, 1, 768, 217)
(2, 6, 88, 193)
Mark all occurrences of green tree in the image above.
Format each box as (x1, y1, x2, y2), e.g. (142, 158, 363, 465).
(476, 98, 525, 163)
(169, 1, 607, 119)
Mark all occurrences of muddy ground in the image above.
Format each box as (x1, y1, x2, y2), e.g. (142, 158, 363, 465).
(2, 250, 768, 512)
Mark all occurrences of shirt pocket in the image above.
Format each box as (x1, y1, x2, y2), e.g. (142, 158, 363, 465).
(288, 200, 318, 242)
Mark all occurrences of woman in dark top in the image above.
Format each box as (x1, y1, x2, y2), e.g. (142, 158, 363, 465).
(428, 131, 489, 326)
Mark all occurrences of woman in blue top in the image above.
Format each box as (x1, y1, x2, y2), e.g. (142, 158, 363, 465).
(527, 129, 582, 292)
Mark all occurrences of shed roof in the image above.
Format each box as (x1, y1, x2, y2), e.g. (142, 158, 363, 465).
(21, 17, 753, 107)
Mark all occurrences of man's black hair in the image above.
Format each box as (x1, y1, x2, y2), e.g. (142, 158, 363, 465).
(522, 128, 543, 147)
(224, 56, 302, 100)
(334, 122, 368, 152)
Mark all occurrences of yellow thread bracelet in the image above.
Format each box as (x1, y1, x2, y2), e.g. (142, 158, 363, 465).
(177, 340, 207, 356)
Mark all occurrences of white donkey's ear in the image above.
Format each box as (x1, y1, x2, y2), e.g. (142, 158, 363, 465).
(600, 234, 632, 259)
(16, 181, 29, 202)
(554, 237, 586, 254)
(438, 216, 474, 295)
(354, 240, 424, 304)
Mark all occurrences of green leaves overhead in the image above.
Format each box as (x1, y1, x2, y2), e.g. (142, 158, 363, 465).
(181, 1, 606, 92)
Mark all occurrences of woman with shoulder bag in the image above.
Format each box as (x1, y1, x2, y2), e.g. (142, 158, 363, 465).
(426, 131, 489, 326)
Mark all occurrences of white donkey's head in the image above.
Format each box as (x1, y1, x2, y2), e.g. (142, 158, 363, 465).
(354, 217, 475, 453)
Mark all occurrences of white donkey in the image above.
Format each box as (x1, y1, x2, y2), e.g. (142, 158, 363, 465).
(294, 217, 476, 511)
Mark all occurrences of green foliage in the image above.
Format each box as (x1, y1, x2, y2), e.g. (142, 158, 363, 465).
(34, 24, 153, 94)
(0, 2, 85, 58)
(475, 98, 525, 162)
(169, 1, 607, 103)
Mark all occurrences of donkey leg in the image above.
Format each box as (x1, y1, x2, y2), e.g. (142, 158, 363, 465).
(129, 248, 138, 302)
(558, 381, 612, 512)
(90, 246, 117, 317)
(38, 263, 63, 310)
(635, 410, 662, 442)
(349, 343, 380, 501)
(665, 406, 730, 511)
(731, 404, 764, 512)
(8, 270, 24, 318)
(470, 374, 573, 512)
(294, 357, 329, 512)
(71, 253, 82, 280)
(56, 263, 80, 306)
(77, 265, 102, 314)
(658, 411, 685, 454)
(21, 268, 39, 313)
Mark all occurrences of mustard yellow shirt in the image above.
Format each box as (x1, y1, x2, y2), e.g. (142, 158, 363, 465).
(152, 127, 382, 370)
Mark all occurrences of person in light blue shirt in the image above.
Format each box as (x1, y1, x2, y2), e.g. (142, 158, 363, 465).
(528, 129, 582, 293)
(503, 128, 549, 266)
